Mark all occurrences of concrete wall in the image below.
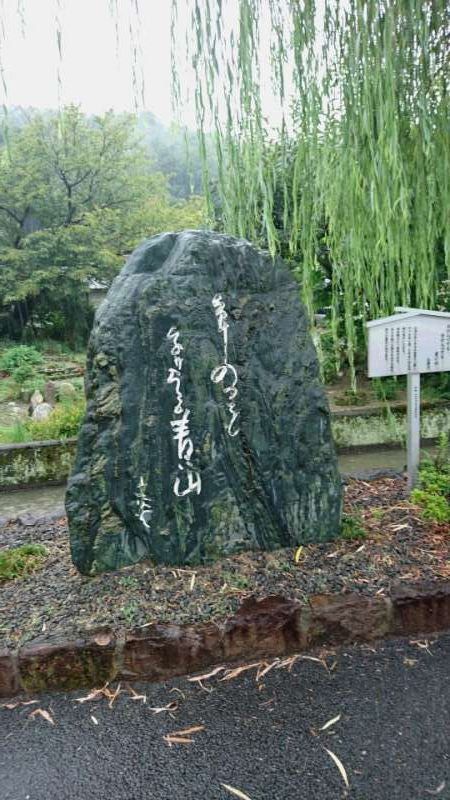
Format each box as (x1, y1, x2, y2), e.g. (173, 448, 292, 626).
(331, 407, 450, 448)
(1, 404, 448, 490)
(0, 438, 77, 490)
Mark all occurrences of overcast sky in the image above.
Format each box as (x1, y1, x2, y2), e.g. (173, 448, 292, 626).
(0, 0, 175, 122)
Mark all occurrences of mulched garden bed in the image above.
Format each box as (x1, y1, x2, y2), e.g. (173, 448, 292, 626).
(0, 476, 448, 649)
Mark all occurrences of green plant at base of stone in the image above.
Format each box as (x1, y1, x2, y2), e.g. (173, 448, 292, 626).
(0, 544, 48, 582)
(340, 513, 366, 541)
(120, 601, 139, 624)
(411, 442, 450, 524)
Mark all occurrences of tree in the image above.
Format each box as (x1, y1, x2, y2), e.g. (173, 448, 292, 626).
(172, 0, 449, 384)
(0, 106, 206, 344)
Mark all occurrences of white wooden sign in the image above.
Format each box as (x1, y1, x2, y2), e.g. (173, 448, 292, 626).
(367, 309, 450, 378)
(367, 308, 450, 490)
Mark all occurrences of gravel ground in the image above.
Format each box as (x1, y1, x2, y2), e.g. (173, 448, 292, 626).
(0, 477, 449, 649)
(1, 633, 449, 800)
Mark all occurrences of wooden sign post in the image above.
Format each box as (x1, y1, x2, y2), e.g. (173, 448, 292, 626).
(367, 308, 450, 490)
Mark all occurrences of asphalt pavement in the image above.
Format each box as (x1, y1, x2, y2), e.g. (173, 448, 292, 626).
(1, 633, 449, 800)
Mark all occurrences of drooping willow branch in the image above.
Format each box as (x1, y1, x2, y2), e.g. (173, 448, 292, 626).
(171, 0, 449, 383)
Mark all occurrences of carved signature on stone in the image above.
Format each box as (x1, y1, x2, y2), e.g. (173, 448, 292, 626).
(135, 476, 153, 530)
(167, 326, 202, 497)
(211, 294, 240, 437)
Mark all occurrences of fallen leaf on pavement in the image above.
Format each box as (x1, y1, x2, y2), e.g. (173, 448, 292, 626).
(188, 666, 225, 683)
(149, 701, 179, 714)
(221, 663, 261, 681)
(168, 725, 205, 736)
(91, 715, 99, 725)
(294, 545, 303, 563)
(425, 781, 446, 795)
(221, 784, 253, 799)
(164, 735, 194, 745)
(29, 708, 55, 726)
(320, 713, 341, 731)
(75, 683, 122, 706)
(127, 686, 147, 703)
(324, 747, 349, 789)
(1, 700, 38, 710)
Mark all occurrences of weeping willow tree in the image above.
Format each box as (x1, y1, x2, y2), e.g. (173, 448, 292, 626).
(171, 0, 449, 383)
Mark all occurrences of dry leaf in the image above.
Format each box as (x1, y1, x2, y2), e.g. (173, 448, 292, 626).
(149, 701, 179, 714)
(320, 713, 341, 731)
(294, 545, 303, 563)
(108, 683, 121, 708)
(425, 781, 446, 795)
(91, 715, 99, 725)
(164, 735, 193, 745)
(324, 747, 349, 789)
(1, 700, 38, 710)
(221, 784, 253, 800)
(168, 725, 205, 736)
(221, 663, 261, 681)
(189, 573, 196, 591)
(188, 666, 225, 683)
(127, 687, 147, 703)
(29, 708, 55, 726)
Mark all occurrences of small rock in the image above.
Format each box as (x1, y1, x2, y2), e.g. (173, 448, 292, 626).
(44, 381, 58, 405)
(31, 402, 53, 421)
(56, 381, 76, 400)
(29, 390, 44, 410)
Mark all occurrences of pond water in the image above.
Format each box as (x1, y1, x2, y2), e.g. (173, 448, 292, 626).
(0, 446, 426, 522)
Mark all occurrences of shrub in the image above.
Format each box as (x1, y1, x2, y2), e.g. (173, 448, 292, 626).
(11, 363, 36, 384)
(340, 512, 366, 540)
(0, 544, 48, 582)
(373, 377, 399, 402)
(411, 462, 450, 524)
(27, 400, 85, 440)
(0, 345, 43, 372)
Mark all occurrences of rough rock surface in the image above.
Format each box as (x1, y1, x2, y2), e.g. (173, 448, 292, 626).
(31, 402, 53, 421)
(66, 230, 342, 574)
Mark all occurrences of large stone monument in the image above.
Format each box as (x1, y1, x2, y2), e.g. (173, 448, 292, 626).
(66, 230, 342, 574)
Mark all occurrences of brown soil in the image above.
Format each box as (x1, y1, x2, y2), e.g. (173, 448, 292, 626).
(0, 477, 448, 649)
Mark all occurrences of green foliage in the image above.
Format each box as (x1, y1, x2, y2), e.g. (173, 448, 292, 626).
(340, 513, 366, 541)
(27, 400, 85, 440)
(0, 422, 29, 444)
(0, 106, 206, 345)
(411, 438, 450, 523)
(173, 0, 449, 384)
(11, 363, 35, 384)
(0, 544, 48, 583)
(0, 345, 43, 371)
(0, 378, 17, 402)
(373, 379, 399, 403)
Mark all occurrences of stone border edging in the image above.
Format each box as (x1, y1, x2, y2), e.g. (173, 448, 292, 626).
(1, 581, 449, 698)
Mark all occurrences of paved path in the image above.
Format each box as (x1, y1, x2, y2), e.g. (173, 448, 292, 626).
(1, 634, 449, 800)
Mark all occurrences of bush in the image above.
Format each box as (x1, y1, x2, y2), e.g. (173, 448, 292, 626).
(0, 544, 48, 582)
(11, 363, 36, 384)
(0, 345, 43, 372)
(373, 377, 399, 402)
(27, 400, 85, 440)
(340, 512, 366, 540)
(411, 440, 450, 523)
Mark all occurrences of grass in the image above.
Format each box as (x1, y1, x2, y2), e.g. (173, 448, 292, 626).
(0, 543, 48, 583)
(340, 513, 366, 541)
